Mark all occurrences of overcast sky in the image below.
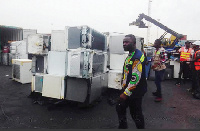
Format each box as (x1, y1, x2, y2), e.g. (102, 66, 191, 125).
(0, 0, 199, 44)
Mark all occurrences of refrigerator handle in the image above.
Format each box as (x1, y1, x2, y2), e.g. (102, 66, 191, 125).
(88, 62, 91, 70)
(91, 35, 94, 42)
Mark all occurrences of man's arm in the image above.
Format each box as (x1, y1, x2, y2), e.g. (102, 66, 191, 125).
(123, 59, 142, 97)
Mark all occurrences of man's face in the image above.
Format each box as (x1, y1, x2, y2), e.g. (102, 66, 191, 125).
(185, 42, 190, 48)
(123, 37, 135, 51)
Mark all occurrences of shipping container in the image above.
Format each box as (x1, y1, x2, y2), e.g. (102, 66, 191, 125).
(0, 25, 23, 64)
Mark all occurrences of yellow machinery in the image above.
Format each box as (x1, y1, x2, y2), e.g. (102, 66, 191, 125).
(161, 35, 177, 47)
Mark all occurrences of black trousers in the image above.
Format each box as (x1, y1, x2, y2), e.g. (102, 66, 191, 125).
(177, 62, 191, 83)
(192, 66, 200, 92)
(116, 97, 144, 129)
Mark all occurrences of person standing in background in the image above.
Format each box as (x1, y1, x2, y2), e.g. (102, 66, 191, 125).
(190, 41, 200, 99)
(151, 39, 168, 102)
(175, 41, 194, 87)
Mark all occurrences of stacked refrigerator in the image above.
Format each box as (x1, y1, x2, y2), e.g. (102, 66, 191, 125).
(9, 41, 28, 65)
(28, 34, 51, 93)
(42, 25, 108, 104)
(9, 29, 37, 66)
(12, 59, 32, 84)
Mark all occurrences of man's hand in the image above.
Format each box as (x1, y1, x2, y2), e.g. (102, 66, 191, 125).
(120, 93, 128, 100)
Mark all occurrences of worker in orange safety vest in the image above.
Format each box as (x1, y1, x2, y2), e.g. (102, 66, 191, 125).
(175, 41, 194, 87)
(190, 41, 200, 99)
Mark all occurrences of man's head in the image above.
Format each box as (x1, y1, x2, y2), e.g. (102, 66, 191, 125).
(185, 41, 191, 49)
(192, 43, 200, 51)
(195, 45, 200, 50)
(153, 39, 162, 49)
(123, 34, 136, 52)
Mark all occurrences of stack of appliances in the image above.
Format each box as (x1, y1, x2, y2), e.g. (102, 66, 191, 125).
(3, 29, 37, 66)
(108, 35, 144, 90)
(32, 26, 108, 104)
(11, 30, 38, 84)
(27, 34, 51, 92)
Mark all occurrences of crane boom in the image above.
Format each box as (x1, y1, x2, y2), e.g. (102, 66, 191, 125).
(130, 13, 183, 39)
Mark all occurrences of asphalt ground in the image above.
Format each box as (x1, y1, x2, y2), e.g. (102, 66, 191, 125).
(0, 65, 200, 129)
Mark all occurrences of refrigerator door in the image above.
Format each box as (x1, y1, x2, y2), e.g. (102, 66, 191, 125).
(108, 70, 123, 90)
(36, 56, 45, 73)
(92, 51, 107, 76)
(66, 50, 82, 77)
(89, 75, 102, 104)
(42, 74, 65, 99)
(51, 30, 66, 51)
(91, 29, 107, 51)
(28, 34, 43, 54)
(48, 51, 67, 76)
(66, 49, 92, 78)
(67, 26, 82, 49)
(65, 75, 102, 104)
(34, 74, 44, 93)
(109, 35, 125, 54)
(109, 35, 144, 53)
(66, 26, 91, 49)
(109, 53, 128, 70)
(66, 26, 107, 51)
(65, 77, 89, 103)
(31, 55, 48, 74)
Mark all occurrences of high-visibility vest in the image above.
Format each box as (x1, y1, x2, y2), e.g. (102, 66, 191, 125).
(194, 50, 200, 70)
(180, 47, 192, 61)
